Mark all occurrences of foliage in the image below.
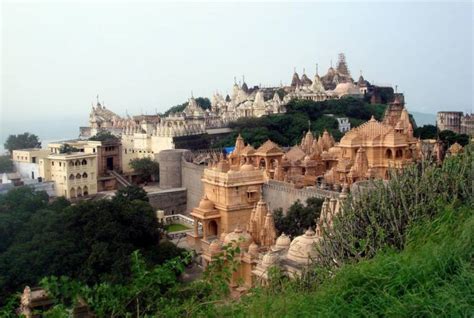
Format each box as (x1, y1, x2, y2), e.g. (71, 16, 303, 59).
(316, 144, 473, 268)
(88, 130, 119, 142)
(274, 197, 324, 238)
(219, 203, 474, 317)
(216, 98, 387, 148)
(414, 124, 438, 139)
(0, 187, 182, 304)
(129, 157, 160, 182)
(0, 156, 14, 173)
(163, 97, 211, 116)
(114, 185, 149, 202)
(438, 130, 470, 147)
(58, 143, 80, 154)
(4, 132, 41, 154)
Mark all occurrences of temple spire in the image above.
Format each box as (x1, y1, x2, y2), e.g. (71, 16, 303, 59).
(316, 63, 318, 75)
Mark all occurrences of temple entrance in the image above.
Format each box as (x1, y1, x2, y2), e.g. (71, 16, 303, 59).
(106, 157, 114, 170)
(208, 220, 218, 237)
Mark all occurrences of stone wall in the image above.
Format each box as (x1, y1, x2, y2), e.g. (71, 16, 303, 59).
(181, 160, 205, 214)
(147, 188, 187, 214)
(157, 149, 190, 189)
(263, 179, 339, 214)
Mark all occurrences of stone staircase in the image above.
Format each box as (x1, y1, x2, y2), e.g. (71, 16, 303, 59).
(108, 170, 131, 187)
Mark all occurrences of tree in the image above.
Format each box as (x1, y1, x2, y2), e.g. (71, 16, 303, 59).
(414, 124, 438, 139)
(88, 130, 119, 142)
(4, 133, 41, 155)
(59, 143, 80, 154)
(0, 156, 14, 173)
(274, 197, 324, 238)
(0, 186, 183, 304)
(129, 157, 160, 182)
(113, 185, 149, 202)
(163, 97, 211, 116)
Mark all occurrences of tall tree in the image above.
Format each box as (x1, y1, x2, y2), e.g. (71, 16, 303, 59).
(129, 157, 160, 182)
(0, 156, 14, 173)
(4, 133, 41, 155)
(88, 130, 119, 142)
(274, 197, 324, 238)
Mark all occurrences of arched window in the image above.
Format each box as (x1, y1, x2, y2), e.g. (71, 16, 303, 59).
(70, 188, 76, 199)
(82, 172, 88, 179)
(395, 149, 403, 158)
(69, 174, 75, 180)
(75, 160, 80, 166)
(77, 187, 82, 197)
(81, 159, 87, 165)
(69, 161, 74, 166)
(385, 149, 393, 159)
(83, 185, 89, 196)
(76, 173, 81, 179)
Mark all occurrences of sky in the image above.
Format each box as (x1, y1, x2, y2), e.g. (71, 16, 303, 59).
(1, 1, 473, 144)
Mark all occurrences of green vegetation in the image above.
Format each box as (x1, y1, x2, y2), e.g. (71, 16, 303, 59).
(0, 186, 183, 306)
(3, 132, 41, 154)
(58, 143, 80, 154)
(88, 130, 119, 142)
(0, 156, 14, 173)
(414, 124, 470, 147)
(129, 157, 160, 182)
(274, 197, 324, 237)
(165, 223, 190, 232)
(163, 97, 211, 116)
(216, 98, 387, 148)
(1, 145, 472, 316)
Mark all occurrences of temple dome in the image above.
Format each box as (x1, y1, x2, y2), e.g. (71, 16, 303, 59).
(287, 228, 319, 264)
(248, 241, 259, 256)
(275, 233, 291, 250)
(198, 195, 214, 210)
(240, 163, 255, 172)
(224, 226, 253, 250)
(262, 251, 279, 266)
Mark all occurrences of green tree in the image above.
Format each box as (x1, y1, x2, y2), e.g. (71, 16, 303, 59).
(129, 157, 160, 182)
(414, 124, 438, 139)
(0, 156, 14, 173)
(274, 197, 324, 238)
(59, 143, 80, 154)
(113, 185, 149, 202)
(88, 130, 119, 142)
(4, 132, 41, 155)
(163, 97, 211, 116)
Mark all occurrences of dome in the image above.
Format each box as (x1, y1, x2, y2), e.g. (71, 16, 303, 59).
(262, 251, 279, 267)
(275, 233, 291, 250)
(287, 228, 319, 264)
(240, 163, 255, 172)
(209, 240, 222, 254)
(198, 195, 214, 210)
(332, 82, 361, 98)
(224, 226, 253, 250)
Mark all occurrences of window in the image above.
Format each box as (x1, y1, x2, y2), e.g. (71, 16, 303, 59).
(69, 174, 75, 180)
(32, 157, 36, 163)
(81, 159, 87, 165)
(82, 172, 88, 179)
(76, 173, 81, 179)
(52, 161, 55, 166)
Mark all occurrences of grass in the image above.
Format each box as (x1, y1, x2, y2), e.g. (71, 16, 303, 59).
(165, 223, 190, 232)
(219, 203, 474, 317)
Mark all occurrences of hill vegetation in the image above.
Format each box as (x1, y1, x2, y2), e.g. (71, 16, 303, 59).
(1, 145, 471, 317)
(216, 98, 387, 148)
(163, 97, 211, 116)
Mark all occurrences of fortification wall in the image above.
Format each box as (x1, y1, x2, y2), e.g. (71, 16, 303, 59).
(147, 188, 187, 214)
(181, 160, 205, 214)
(157, 149, 190, 189)
(263, 180, 338, 214)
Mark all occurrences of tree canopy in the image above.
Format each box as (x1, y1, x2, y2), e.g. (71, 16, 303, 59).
(88, 130, 119, 142)
(59, 143, 80, 154)
(129, 157, 160, 182)
(3, 133, 41, 154)
(0, 156, 14, 173)
(0, 186, 181, 304)
(274, 197, 324, 238)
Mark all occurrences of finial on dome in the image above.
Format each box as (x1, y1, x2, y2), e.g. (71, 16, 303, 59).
(370, 115, 376, 121)
(294, 66, 296, 73)
(316, 63, 319, 75)
(234, 76, 237, 84)
(303, 67, 306, 74)
(395, 85, 398, 93)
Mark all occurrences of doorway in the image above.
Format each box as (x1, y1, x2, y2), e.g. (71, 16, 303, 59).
(106, 157, 114, 171)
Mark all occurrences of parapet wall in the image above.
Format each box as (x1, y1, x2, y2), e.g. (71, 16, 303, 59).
(263, 180, 338, 214)
(181, 160, 205, 213)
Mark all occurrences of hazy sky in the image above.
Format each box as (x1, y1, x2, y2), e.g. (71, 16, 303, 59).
(1, 1, 473, 135)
